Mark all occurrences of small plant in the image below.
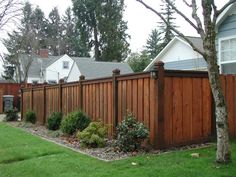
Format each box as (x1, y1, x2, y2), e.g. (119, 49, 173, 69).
(4, 109, 18, 121)
(60, 110, 90, 135)
(25, 110, 36, 124)
(47, 112, 63, 130)
(115, 112, 149, 152)
(77, 121, 108, 148)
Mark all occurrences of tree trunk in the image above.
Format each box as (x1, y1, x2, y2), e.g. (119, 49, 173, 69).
(93, 24, 100, 61)
(204, 38, 231, 163)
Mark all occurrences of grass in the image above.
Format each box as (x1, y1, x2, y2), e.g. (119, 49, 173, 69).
(0, 123, 236, 177)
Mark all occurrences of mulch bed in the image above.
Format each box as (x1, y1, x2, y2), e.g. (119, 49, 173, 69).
(6, 121, 214, 161)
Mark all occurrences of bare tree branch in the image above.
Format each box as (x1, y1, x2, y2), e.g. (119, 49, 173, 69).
(217, 0, 236, 17)
(136, 0, 206, 57)
(183, 0, 192, 7)
(165, 0, 199, 32)
(191, 0, 205, 38)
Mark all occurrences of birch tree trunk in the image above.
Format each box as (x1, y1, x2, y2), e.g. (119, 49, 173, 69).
(204, 35, 231, 163)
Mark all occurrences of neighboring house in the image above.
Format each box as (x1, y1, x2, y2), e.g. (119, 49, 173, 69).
(144, 36, 207, 71)
(145, 3, 236, 74)
(20, 49, 133, 84)
(216, 2, 236, 74)
(67, 58, 133, 82)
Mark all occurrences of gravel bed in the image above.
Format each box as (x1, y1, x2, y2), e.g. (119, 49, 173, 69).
(6, 121, 214, 161)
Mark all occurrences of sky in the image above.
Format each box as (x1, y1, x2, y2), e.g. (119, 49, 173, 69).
(0, 0, 229, 73)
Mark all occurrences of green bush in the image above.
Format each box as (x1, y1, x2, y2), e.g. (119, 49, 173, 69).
(47, 112, 63, 130)
(77, 121, 108, 148)
(115, 112, 149, 152)
(60, 110, 90, 135)
(4, 109, 18, 121)
(25, 110, 36, 124)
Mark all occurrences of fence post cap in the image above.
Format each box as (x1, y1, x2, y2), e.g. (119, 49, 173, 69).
(155, 61, 164, 67)
(112, 68, 120, 75)
(79, 75, 85, 81)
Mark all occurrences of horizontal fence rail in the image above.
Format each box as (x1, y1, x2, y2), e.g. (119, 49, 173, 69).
(21, 62, 236, 149)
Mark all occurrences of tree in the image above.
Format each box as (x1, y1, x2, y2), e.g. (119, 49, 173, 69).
(127, 51, 151, 72)
(0, 0, 21, 31)
(145, 29, 162, 59)
(72, 0, 129, 61)
(136, 0, 236, 163)
(158, 0, 177, 47)
(46, 7, 62, 56)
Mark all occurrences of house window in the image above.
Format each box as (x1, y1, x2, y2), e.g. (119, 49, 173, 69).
(219, 37, 236, 74)
(63, 61, 69, 69)
(48, 80, 57, 84)
(32, 80, 38, 85)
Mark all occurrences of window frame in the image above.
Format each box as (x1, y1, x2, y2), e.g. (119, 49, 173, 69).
(218, 35, 236, 73)
(62, 61, 69, 69)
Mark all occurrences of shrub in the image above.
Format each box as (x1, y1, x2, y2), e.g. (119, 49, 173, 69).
(60, 110, 90, 135)
(77, 121, 108, 148)
(25, 110, 36, 124)
(47, 112, 63, 130)
(115, 112, 149, 152)
(4, 109, 18, 121)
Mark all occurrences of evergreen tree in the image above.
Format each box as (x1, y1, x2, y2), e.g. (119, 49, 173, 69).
(158, 0, 177, 47)
(46, 7, 62, 56)
(145, 29, 162, 59)
(72, 0, 129, 61)
(127, 51, 151, 72)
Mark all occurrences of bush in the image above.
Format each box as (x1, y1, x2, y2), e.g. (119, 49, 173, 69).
(47, 112, 63, 130)
(5, 109, 18, 121)
(60, 110, 90, 135)
(115, 112, 149, 152)
(77, 121, 108, 148)
(25, 110, 36, 124)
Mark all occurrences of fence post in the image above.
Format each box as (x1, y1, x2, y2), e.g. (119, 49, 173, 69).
(112, 69, 120, 132)
(79, 75, 85, 110)
(20, 83, 25, 120)
(30, 86, 33, 110)
(58, 79, 64, 113)
(156, 61, 165, 149)
(43, 82, 47, 124)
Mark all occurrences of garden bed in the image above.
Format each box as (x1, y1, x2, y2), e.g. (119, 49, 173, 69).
(7, 121, 214, 161)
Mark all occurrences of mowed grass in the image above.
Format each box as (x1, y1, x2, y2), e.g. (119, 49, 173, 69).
(0, 123, 236, 177)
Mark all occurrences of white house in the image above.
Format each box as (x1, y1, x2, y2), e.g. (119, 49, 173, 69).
(20, 49, 133, 84)
(144, 36, 207, 71)
(145, 2, 236, 74)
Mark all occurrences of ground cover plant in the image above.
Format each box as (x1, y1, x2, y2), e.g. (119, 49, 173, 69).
(77, 121, 108, 148)
(0, 123, 236, 177)
(60, 110, 90, 135)
(25, 110, 36, 124)
(47, 112, 62, 130)
(116, 112, 149, 152)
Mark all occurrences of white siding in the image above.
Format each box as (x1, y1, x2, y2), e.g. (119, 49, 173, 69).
(27, 77, 41, 84)
(67, 63, 81, 82)
(161, 40, 202, 62)
(46, 55, 74, 83)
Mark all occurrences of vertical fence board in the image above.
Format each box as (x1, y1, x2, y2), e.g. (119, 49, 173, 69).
(164, 77, 173, 146)
(172, 78, 183, 144)
(182, 78, 193, 141)
(192, 78, 203, 139)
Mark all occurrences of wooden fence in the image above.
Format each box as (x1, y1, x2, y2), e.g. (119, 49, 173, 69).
(21, 62, 236, 149)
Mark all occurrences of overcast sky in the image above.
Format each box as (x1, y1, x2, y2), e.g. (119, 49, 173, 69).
(0, 0, 229, 73)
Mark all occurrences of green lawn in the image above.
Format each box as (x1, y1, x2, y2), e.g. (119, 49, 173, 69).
(0, 123, 235, 177)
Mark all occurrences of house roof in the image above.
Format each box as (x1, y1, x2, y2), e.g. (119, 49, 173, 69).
(216, 2, 236, 30)
(144, 36, 203, 71)
(73, 58, 133, 79)
(20, 54, 61, 78)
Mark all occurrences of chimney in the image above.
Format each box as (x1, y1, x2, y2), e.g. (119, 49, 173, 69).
(39, 49, 49, 58)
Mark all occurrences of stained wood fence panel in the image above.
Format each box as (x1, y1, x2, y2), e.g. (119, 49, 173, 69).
(21, 66, 236, 149)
